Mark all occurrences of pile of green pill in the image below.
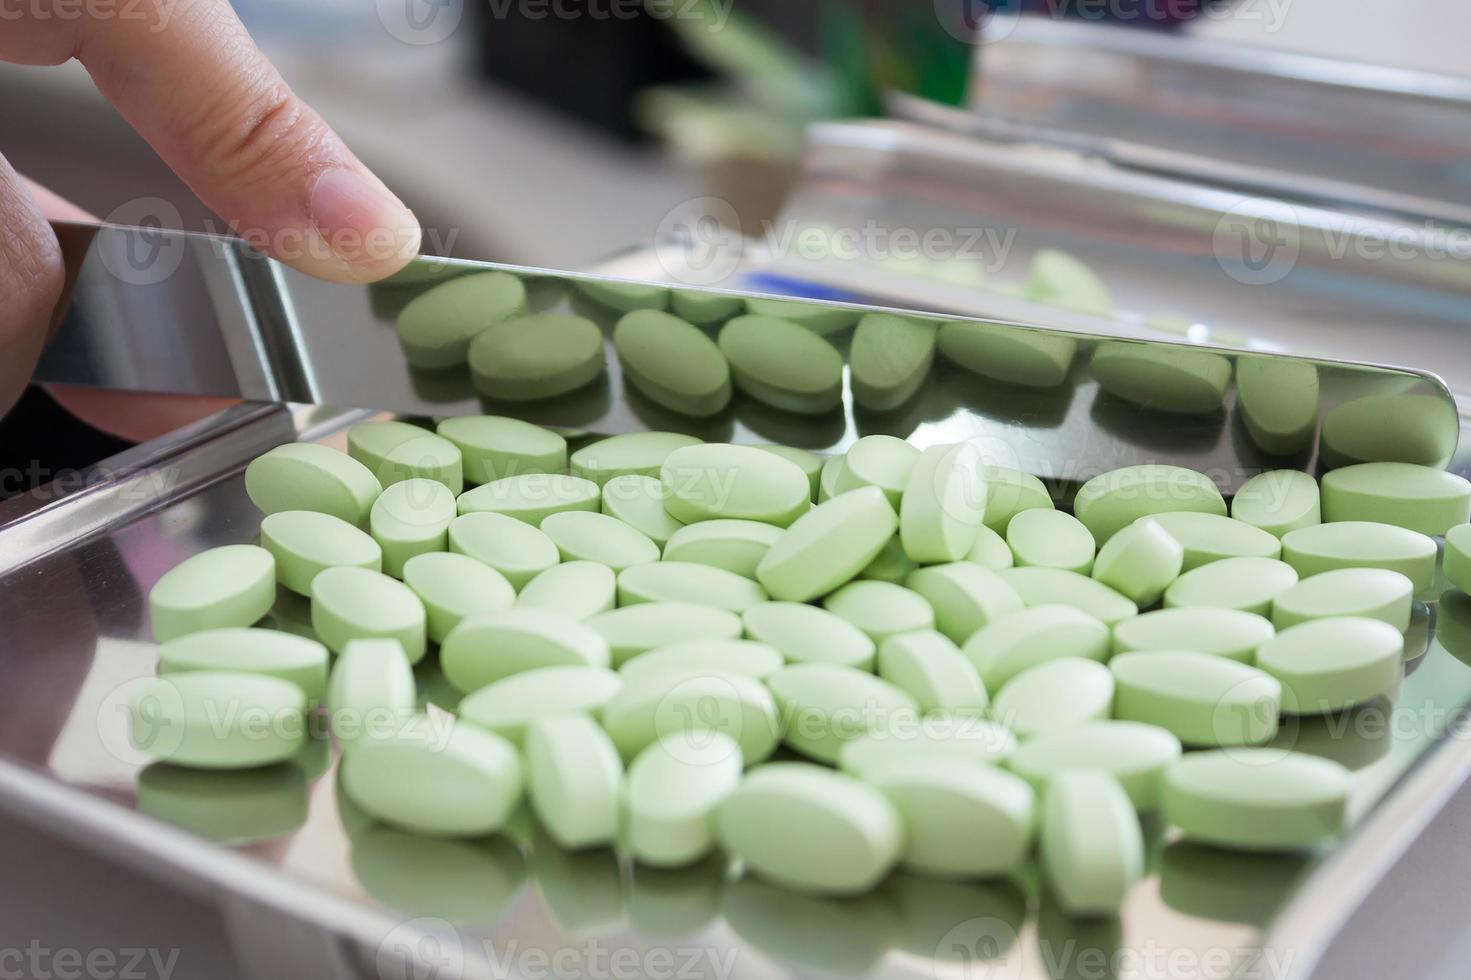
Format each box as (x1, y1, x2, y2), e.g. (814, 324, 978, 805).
(135, 413, 1471, 913)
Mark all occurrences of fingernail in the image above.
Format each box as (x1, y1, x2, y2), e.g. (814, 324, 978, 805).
(309, 168, 421, 275)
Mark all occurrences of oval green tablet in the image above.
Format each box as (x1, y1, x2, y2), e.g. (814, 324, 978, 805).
(325, 638, 416, 746)
(859, 535, 918, 584)
(997, 566, 1138, 626)
(375, 434, 464, 494)
(1027, 248, 1113, 316)
(1150, 511, 1282, 571)
(617, 561, 768, 612)
(149, 544, 276, 642)
(877, 630, 988, 715)
(1041, 771, 1143, 915)
(1090, 340, 1231, 414)
(245, 443, 381, 525)
(1255, 617, 1403, 715)
(1235, 358, 1320, 455)
(961, 604, 1112, 690)
(1110, 652, 1281, 746)
(468, 313, 605, 401)
(1007, 720, 1182, 811)
(835, 435, 921, 507)
(1320, 393, 1457, 468)
(672, 289, 743, 324)
(158, 628, 328, 703)
(1232, 470, 1321, 538)
(457, 473, 601, 526)
(849, 313, 938, 411)
(982, 465, 1054, 532)
(718, 315, 844, 413)
(310, 566, 427, 662)
(822, 580, 934, 642)
(347, 420, 431, 477)
(458, 665, 623, 746)
(756, 487, 898, 602)
(1162, 749, 1351, 851)
(623, 732, 743, 868)
(1007, 509, 1096, 574)
(441, 609, 611, 693)
(1113, 607, 1275, 663)
(716, 762, 902, 895)
(991, 658, 1113, 738)
(446, 511, 560, 589)
(516, 560, 616, 620)
(525, 714, 623, 849)
(395, 270, 527, 369)
(339, 719, 522, 837)
(601, 670, 779, 763)
(742, 601, 876, 670)
(899, 443, 985, 564)
(767, 663, 919, 763)
(129, 671, 306, 769)
(818, 454, 845, 503)
(1073, 465, 1227, 543)
(753, 445, 824, 501)
(744, 298, 859, 335)
(620, 640, 785, 682)
(660, 443, 811, 527)
(137, 763, 306, 844)
(869, 763, 1035, 878)
(435, 415, 567, 486)
(586, 602, 743, 666)
(1280, 521, 1437, 593)
(260, 510, 381, 595)
(1164, 557, 1299, 617)
(369, 478, 457, 578)
(571, 432, 703, 486)
(542, 511, 659, 571)
(1320, 462, 1471, 535)
(1446, 524, 1471, 595)
(402, 552, 515, 643)
(937, 321, 1077, 389)
(1090, 517, 1182, 606)
(1272, 568, 1414, 632)
(602, 474, 686, 547)
(837, 714, 1017, 777)
(576, 279, 669, 312)
(966, 524, 1016, 570)
(613, 310, 732, 417)
(905, 562, 1024, 644)
(661, 519, 782, 579)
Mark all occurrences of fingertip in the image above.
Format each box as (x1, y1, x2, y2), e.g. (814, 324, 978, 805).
(283, 167, 421, 284)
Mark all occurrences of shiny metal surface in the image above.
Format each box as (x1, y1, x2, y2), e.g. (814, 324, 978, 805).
(965, 17, 1471, 225)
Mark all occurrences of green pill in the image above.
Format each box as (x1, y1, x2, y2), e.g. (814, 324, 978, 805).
(716, 763, 902, 895)
(1446, 524, 1471, 595)
(149, 544, 276, 642)
(1164, 556, 1299, 617)
(602, 474, 686, 547)
(468, 313, 605, 401)
(585, 602, 743, 666)
(672, 289, 743, 324)
(661, 519, 782, 579)
(374, 434, 464, 495)
(982, 465, 1054, 532)
(260, 510, 381, 595)
(1150, 511, 1282, 571)
(660, 443, 811, 527)
(1027, 248, 1113, 317)
(937, 321, 1077, 389)
(440, 609, 611, 693)
(613, 310, 732, 417)
(1091, 517, 1183, 606)
(516, 561, 616, 620)
(742, 601, 876, 670)
(1007, 509, 1096, 574)
(962, 604, 1111, 691)
(744, 298, 859, 335)
(1320, 393, 1457, 469)
(869, 763, 1036, 879)
(347, 420, 430, 476)
(1110, 652, 1282, 747)
(457, 473, 601, 526)
(310, 566, 428, 663)
(818, 454, 845, 502)
(395, 270, 527, 369)
(601, 668, 779, 763)
(1041, 771, 1143, 916)
(835, 435, 921, 507)
(849, 313, 938, 411)
(900, 443, 985, 564)
(876, 630, 988, 716)
(624, 732, 743, 868)
(447, 511, 560, 589)
(1320, 462, 1471, 535)
(435, 415, 567, 486)
(998, 566, 1138, 627)
(766, 663, 919, 763)
(966, 525, 1016, 570)
(1073, 465, 1226, 543)
(402, 552, 515, 643)
(458, 665, 623, 747)
(1162, 749, 1350, 852)
(129, 671, 306, 770)
(1113, 607, 1274, 664)
(1272, 568, 1414, 632)
(1280, 521, 1437, 593)
(575, 279, 669, 312)
(754, 445, 825, 501)
(1231, 470, 1321, 538)
(837, 715, 1017, 777)
(859, 536, 918, 585)
(525, 714, 623, 850)
(1234, 358, 1320, 455)
(137, 763, 306, 845)
(1255, 617, 1403, 715)
(905, 562, 1024, 645)
(991, 658, 1114, 739)
(619, 640, 785, 682)
(542, 512, 659, 571)
(1007, 720, 1183, 811)
(340, 719, 523, 838)
(369, 478, 457, 578)
(325, 639, 416, 747)
(571, 432, 702, 486)
(756, 487, 898, 602)
(245, 443, 381, 526)
(617, 561, 768, 612)
(1090, 340, 1231, 415)
(822, 580, 935, 642)
(158, 628, 328, 703)
(718, 315, 844, 413)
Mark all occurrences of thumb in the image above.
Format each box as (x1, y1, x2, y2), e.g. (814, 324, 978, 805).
(0, 157, 65, 419)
